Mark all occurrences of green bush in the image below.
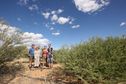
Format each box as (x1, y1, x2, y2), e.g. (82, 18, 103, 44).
(54, 36, 126, 83)
(0, 20, 28, 66)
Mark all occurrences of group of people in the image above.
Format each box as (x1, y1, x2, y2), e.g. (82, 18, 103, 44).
(28, 44, 53, 69)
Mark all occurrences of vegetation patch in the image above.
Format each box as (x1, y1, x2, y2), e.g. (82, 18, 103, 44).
(54, 36, 126, 84)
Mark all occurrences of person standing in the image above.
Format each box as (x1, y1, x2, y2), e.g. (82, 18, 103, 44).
(42, 46, 48, 67)
(47, 44, 53, 68)
(34, 46, 41, 68)
(28, 44, 35, 68)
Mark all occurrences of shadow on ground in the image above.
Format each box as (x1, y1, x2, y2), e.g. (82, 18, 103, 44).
(0, 62, 24, 84)
(48, 66, 84, 84)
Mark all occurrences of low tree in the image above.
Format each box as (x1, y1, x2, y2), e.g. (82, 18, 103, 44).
(0, 20, 27, 66)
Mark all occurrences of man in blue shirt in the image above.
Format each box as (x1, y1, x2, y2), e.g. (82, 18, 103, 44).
(28, 44, 35, 68)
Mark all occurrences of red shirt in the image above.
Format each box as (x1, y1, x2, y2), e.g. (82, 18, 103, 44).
(42, 49, 48, 57)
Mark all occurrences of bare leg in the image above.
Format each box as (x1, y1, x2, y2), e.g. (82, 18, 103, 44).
(48, 63, 51, 68)
(29, 57, 33, 68)
(50, 58, 53, 68)
(51, 63, 53, 68)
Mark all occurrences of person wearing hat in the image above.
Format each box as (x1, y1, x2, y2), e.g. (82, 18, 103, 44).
(28, 44, 35, 68)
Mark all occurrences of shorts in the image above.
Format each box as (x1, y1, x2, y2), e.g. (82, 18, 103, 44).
(41, 56, 47, 63)
(47, 57, 53, 63)
(29, 55, 34, 62)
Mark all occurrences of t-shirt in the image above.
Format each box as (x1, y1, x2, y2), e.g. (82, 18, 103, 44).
(42, 48, 48, 58)
(29, 48, 34, 57)
(48, 47, 53, 54)
(48, 47, 53, 57)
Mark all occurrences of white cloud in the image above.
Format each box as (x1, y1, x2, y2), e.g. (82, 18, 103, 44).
(51, 11, 56, 15)
(51, 9, 63, 14)
(42, 12, 50, 19)
(18, 0, 39, 6)
(28, 4, 38, 11)
(42, 9, 77, 29)
(120, 22, 126, 27)
(22, 32, 43, 39)
(0, 23, 50, 48)
(51, 14, 58, 21)
(73, 0, 110, 13)
(45, 23, 49, 28)
(51, 22, 56, 25)
(72, 24, 80, 29)
(69, 21, 73, 25)
(50, 27, 54, 31)
(32, 0, 38, 2)
(52, 31, 60, 36)
(43, 9, 62, 20)
(69, 18, 75, 24)
(43, 10, 71, 25)
(18, 0, 29, 5)
(51, 15, 71, 25)
(7, 26, 17, 34)
(57, 9, 63, 14)
(0, 24, 8, 31)
(57, 17, 70, 24)
(21, 32, 49, 47)
(17, 17, 21, 21)
(0, 24, 18, 36)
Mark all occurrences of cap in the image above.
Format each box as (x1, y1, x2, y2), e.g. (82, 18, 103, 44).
(32, 44, 35, 46)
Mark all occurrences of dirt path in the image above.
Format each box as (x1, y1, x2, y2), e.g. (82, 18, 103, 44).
(2, 58, 126, 84)
(8, 58, 62, 84)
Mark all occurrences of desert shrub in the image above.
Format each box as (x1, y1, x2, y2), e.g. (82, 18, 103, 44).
(0, 20, 28, 65)
(54, 36, 126, 83)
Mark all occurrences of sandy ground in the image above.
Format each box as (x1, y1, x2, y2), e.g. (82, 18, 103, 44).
(2, 58, 126, 84)
(8, 58, 62, 84)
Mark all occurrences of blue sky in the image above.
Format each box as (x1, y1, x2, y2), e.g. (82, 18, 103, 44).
(0, 0, 126, 49)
